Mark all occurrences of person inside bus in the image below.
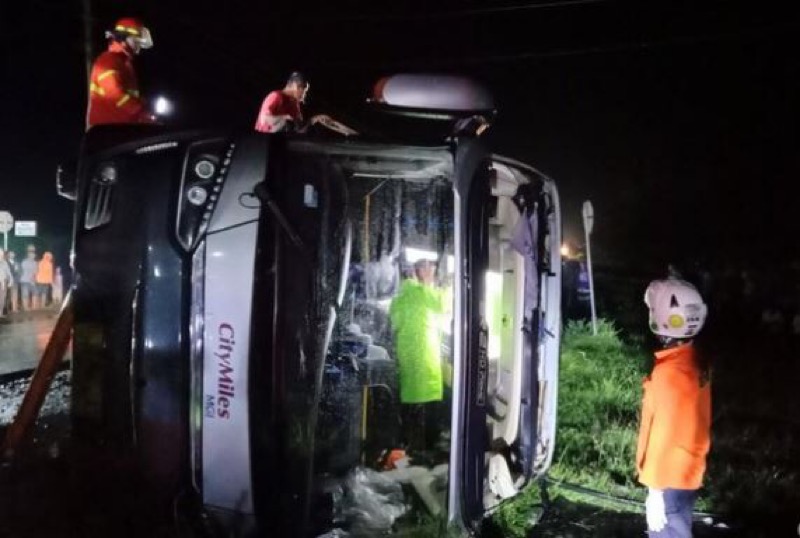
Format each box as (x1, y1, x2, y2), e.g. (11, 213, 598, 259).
(389, 259, 448, 458)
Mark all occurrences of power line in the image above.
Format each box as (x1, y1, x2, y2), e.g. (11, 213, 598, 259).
(304, 0, 611, 23)
(81, 0, 93, 84)
(138, 5, 357, 119)
(543, 477, 723, 521)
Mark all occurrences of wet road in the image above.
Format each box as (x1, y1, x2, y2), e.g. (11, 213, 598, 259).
(0, 310, 72, 429)
(0, 310, 69, 376)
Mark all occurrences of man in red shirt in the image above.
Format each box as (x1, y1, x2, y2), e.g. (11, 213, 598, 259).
(86, 17, 156, 129)
(254, 72, 310, 133)
(254, 72, 358, 136)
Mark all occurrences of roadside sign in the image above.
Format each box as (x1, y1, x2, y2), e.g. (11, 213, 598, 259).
(0, 211, 13, 251)
(14, 221, 37, 237)
(0, 211, 13, 234)
(582, 201, 594, 235)
(582, 200, 598, 335)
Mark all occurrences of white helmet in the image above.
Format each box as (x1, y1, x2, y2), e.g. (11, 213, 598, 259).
(644, 278, 707, 339)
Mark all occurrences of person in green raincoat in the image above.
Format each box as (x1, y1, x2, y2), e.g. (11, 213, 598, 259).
(390, 259, 448, 453)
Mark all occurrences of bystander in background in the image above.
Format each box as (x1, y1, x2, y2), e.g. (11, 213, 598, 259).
(0, 249, 12, 318)
(35, 251, 54, 308)
(6, 250, 20, 313)
(52, 266, 64, 305)
(19, 246, 38, 310)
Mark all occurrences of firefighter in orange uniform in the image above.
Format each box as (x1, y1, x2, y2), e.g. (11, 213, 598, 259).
(637, 278, 711, 537)
(87, 17, 156, 129)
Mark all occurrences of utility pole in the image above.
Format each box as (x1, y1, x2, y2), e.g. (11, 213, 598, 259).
(82, 0, 93, 83)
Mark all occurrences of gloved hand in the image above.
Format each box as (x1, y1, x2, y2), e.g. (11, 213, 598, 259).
(645, 488, 668, 532)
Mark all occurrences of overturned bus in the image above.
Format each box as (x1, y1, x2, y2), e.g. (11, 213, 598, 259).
(64, 75, 562, 537)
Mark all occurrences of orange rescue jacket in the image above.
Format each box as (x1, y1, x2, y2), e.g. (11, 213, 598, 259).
(87, 42, 153, 129)
(35, 252, 54, 285)
(636, 343, 711, 490)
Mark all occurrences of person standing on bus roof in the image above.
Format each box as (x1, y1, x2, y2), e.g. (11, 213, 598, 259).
(86, 17, 157, 129)
(254, 72, 355, 136)
(254, 72, 310, 133)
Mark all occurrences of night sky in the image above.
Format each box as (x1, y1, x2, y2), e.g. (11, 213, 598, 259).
(2, 0, 798, 272)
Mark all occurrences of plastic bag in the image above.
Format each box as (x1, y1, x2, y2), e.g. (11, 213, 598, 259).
(334, 466, 408, 535)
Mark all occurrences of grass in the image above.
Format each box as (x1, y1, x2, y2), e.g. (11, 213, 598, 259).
(699, 332, 800, 527)
(549, 320, 647, 500)
(487, 480, 545, 538)
(490, 319, 649, 537)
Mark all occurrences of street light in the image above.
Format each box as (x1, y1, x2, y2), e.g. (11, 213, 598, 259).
(154, 96, 173, 117)
(560, 244, 571, 258)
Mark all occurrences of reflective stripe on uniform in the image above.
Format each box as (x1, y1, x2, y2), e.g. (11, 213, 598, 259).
(116, 94, 131, 107)
(90, 83, 106, 96)
(115, 25, 140, 36)
(97, 70, 117, 81)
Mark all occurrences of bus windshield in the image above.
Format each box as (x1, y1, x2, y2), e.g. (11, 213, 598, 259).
(304, 175, 455, 537)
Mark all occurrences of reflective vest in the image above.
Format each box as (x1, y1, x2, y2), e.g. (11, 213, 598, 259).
(86, 43, 152, 129)
(636, 343, 711, 490)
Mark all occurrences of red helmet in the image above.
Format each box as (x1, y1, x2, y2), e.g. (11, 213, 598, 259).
(107, 17, 153, 49)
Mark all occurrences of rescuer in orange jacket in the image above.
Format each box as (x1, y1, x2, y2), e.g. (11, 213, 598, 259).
(637, 278, 711, 537)
(86, 17, 156, 129)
